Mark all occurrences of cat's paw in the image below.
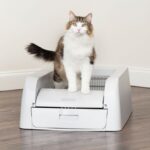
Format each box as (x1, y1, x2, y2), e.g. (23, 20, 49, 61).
(81, 88, 90, 94)
(68, 87, 77, 92)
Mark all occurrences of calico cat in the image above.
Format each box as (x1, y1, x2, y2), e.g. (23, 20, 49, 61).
(27, 11, 96, 94)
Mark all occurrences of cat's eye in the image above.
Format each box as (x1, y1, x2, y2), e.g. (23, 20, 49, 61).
(72, 21, 77, 26)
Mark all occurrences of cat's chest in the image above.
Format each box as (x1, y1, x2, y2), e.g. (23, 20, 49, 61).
(63, 34, 94, 59)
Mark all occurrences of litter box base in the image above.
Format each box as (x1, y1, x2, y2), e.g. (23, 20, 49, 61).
(20, 67, 132, 131)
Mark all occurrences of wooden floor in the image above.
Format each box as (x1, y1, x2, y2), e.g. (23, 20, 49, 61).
(0, 87, 150, 150)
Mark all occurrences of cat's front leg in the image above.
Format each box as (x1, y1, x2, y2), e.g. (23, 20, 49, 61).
(81, 59, 93, 94)
(64, 63, 77, 92)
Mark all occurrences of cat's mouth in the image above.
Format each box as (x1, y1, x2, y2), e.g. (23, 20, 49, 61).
(77, 32, 81, 34)
(75, 31, 84, 36)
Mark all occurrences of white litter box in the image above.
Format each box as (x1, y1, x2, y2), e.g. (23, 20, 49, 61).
(20, 67, 132, 131)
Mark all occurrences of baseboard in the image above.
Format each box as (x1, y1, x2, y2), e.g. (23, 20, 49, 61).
(0, 68, 53, 91)
(0, 66, 150, 91)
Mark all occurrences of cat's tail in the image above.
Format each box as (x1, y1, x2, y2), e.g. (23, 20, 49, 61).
(26, 43, 56, 61)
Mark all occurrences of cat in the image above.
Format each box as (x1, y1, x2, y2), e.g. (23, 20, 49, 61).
(26, 11, 96, 94)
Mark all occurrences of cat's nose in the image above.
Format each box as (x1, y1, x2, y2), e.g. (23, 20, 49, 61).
(77, 29, 81, 32)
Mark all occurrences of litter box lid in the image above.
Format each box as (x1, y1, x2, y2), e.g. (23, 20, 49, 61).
(36, 88, 104, 108)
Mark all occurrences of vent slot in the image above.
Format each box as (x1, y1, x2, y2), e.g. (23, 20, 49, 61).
(90, 76, 109, 91)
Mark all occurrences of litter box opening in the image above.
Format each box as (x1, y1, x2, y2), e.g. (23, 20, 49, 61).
(49, 68, 115, 91)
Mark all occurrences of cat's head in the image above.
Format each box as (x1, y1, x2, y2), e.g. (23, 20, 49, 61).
(66, 11, 93, 36)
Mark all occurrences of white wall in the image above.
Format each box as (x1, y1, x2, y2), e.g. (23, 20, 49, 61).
(0, 0, 150, 90)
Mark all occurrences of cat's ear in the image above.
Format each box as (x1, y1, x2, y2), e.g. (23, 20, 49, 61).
(69, 11, 76, 21)
(85, 13, 92, 23)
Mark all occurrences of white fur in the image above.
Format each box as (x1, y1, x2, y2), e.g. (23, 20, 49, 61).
(63, 26, 94, 94)
(70, 22, 87, 35)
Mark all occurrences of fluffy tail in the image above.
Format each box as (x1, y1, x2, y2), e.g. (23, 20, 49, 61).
(26, 43, 56, 61)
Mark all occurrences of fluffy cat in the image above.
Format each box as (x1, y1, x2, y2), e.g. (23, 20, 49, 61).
(27, 11, 96, 94)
